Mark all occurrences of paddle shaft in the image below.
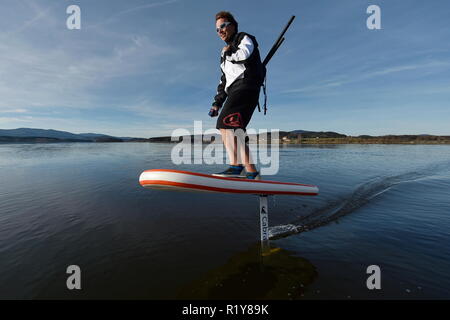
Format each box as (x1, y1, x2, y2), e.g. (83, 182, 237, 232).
(262, 15, 296, 67)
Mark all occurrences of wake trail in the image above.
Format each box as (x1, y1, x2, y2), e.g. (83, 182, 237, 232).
(268, 165, 445, 240)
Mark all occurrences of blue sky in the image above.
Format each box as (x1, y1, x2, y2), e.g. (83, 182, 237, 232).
(0, 0, 449, 137)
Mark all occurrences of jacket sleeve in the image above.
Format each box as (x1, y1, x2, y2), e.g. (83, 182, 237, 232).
(212, 70, 227, 108)
(224, 35, 254, 63)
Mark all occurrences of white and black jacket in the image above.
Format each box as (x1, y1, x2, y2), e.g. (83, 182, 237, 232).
(212, 32, 265, 109)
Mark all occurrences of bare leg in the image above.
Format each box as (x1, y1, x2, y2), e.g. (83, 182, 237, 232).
(242, 142, 257, 173)
(220, 128, 238, 165)
(234, 129, 257, 173)
(220, 129, 257, 173)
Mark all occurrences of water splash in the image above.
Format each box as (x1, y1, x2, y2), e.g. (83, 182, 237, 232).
(269, 170, 430, 240)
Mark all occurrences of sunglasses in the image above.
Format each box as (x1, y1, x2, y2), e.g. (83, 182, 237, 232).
(216, 21, 232, 33)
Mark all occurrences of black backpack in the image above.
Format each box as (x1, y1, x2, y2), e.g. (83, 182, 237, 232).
(258, 16, 296, 115)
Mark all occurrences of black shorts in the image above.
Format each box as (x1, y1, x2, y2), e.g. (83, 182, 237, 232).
(216, 87, 260, 130)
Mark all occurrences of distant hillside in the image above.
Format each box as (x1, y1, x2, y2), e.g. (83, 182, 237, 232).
(0, 128, 90, 141)
(2, 128, 449, 144)
(147, 130, 347, 142)
(147, 131, 450, 145)
(290, 130, 313, 134)
(0, 128, 123, 143)
(0, 136, 85, 143)
(78, 133, 123, 142)
(280, 131, 347, 139)
(79, 133, 114, 139)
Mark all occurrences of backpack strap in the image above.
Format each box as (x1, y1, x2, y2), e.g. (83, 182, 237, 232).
(257, 75, 268, 115)
(262, 76, 267, 115)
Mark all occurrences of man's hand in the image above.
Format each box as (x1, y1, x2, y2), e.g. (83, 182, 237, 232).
(208, 106, 219, 117)
(223, 45, 231, 52)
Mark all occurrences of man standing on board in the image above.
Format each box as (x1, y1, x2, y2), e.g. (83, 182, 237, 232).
(209, 11, 265, 180)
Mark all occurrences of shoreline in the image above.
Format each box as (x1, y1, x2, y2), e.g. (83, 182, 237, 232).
(281, 137, 450, 145)
(2, 135, 450, 145)
(2, 140, 450, 145)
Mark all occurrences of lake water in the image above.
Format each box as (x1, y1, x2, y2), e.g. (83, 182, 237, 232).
(0, 142, 449, 299)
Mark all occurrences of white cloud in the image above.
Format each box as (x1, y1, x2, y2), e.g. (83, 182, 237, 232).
(0, 116, 33, 124)
(3, 1, 58, 37)
(0, 31, 176, 110)
(87, 0, 182, 30)
(0, 109, 28, 113)
(283, 60, 450, 95)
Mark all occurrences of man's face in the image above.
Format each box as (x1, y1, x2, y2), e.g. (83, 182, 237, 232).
(216, 18, 235, 42)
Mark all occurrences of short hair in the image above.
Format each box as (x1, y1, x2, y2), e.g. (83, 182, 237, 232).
(215, 11, 238, 31)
